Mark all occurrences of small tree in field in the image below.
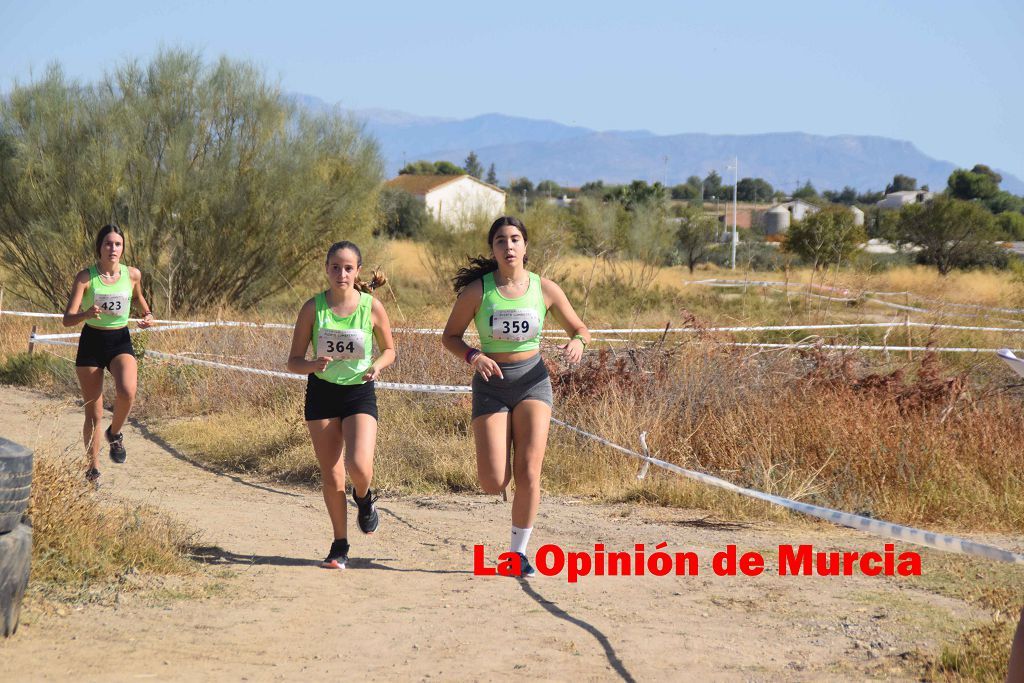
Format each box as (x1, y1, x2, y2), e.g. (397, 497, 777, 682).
(783, 205, 865, 269)
(675, 206, 718, 273)
(378, 188, 428, 238)
(0, 50, 382, 314)
(898, 196, 1000, 275)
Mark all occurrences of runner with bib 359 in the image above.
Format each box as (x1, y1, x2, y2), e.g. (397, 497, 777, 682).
(442, 216, 590, 578)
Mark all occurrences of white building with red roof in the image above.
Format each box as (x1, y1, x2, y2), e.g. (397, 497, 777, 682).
(385, 174, 506, 229)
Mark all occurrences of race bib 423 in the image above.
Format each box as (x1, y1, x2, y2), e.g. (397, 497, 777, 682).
(94, 293, 129, 315)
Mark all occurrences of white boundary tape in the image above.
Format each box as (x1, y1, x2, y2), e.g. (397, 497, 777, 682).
(11, 309, 1024, 337)
(551, 417, 1024, 565)
(32, 321, 211, 341)
(140, 348, 475, 394)
(688, 279, 1024, 318)
(728, 342, 1004, 353)
(27, 323, 1024, 364)
(28, 330, 1023, 565)
(0, 311, 64, 318)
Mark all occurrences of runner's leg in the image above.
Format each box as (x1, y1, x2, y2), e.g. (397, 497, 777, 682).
(342, 413, 377, 499)
(509, 399, 551, 529)
(308, 418, 347, 539)
(107, 353, 137, 436)
(472, 411, 512, 494)
(75, 366, 104, 470)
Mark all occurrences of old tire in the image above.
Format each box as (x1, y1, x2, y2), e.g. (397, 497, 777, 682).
(0, 522, 32, 637)
(0, 439, 32, 534)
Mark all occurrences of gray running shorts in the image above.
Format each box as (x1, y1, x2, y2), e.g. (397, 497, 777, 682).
(471, 354, 553, 419)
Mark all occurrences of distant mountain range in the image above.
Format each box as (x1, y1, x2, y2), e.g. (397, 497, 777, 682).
(291, 94, 1024, 195)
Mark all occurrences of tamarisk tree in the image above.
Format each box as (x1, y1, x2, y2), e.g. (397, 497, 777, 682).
(0, 49, 382, 314)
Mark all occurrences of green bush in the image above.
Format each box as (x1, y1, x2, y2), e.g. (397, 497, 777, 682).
(995, 212, 1024, 241)
(705, 242, 802, 271)
(914, 241, 1011, 271)
(783, 206, 866, 268)
(0, 352, 66, 386)
(378, 188, 429, 238)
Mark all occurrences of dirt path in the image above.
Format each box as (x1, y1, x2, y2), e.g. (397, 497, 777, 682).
(0, 386, 992, 680)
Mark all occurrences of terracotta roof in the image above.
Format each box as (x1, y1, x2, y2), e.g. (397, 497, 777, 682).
(384, 174, 505, 196)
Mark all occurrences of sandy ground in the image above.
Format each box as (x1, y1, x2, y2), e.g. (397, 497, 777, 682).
(0, 386, 1000, 681)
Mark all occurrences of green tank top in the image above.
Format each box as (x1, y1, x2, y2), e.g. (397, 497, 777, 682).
(81, 264, 132, 329)
(311, 291, 374, 385)
(474, 271, 547, 353)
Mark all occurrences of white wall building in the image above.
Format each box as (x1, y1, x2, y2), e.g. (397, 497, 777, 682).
(876, 190, 934, 210)
(385, 174, 506, 229)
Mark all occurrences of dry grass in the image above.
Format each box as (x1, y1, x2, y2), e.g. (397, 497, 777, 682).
(4, 250, 1023, 675)
(4, 251, 1024, 531)
(89, 328, 1022, 532)
(27, 445, 194, 601)
(903, 550, 1024, 681)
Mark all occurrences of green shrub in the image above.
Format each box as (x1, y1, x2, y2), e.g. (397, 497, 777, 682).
(0, 352, 66, 386)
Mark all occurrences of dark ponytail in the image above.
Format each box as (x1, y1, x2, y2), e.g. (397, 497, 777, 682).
(452, 255, 498, 294)
(451, 216, 529, 294)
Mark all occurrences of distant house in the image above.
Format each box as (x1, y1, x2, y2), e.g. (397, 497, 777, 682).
(385, 174, 506, 228)
(876, 190, 934, 210)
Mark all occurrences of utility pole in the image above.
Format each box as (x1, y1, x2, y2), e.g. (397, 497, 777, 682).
(714, 196, 720, 241)
(729, 157, 739, 270)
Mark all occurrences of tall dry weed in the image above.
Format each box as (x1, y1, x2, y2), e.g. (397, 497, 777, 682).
(28, 449, 193, 599)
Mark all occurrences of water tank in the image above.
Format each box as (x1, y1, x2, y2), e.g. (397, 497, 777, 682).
(851, 206, 865, 226)
(763, 206, 791, 235)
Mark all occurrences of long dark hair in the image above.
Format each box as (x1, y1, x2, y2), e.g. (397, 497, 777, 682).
(452, 216, 529, 294)
(94, 224, 126, 258)
(325, 240, 387, 293)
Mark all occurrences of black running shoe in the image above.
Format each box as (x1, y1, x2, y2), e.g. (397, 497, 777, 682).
(321, 538, 349, 569)
(352, 488, 379, 534)
(105, 426, 126, 464)
(516, 552, 537, 578)
(85, 467, 101, 489)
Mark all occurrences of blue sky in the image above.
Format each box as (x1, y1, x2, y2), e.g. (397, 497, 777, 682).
(2, 0, 1022, 181)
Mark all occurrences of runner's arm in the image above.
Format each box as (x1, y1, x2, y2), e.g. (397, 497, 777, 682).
(363, 298, 396, 381)
(129, 267, 154, 328)
(542, 278, 589, 362)
(62, 269, 98, 327)
(441, 280, 483, 359)
(286, 298, 328, 374)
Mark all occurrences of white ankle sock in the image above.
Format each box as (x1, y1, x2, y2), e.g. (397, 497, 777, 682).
(510, 525, 532, 555)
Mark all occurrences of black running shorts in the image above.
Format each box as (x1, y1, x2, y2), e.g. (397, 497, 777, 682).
(304, 374, 378, 422)
(75, 325, 135, 370)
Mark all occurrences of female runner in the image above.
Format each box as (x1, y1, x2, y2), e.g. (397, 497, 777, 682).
(442, 216, 589, 577)
(62, 224, 153, 485)
(287, 241, 396, 569)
